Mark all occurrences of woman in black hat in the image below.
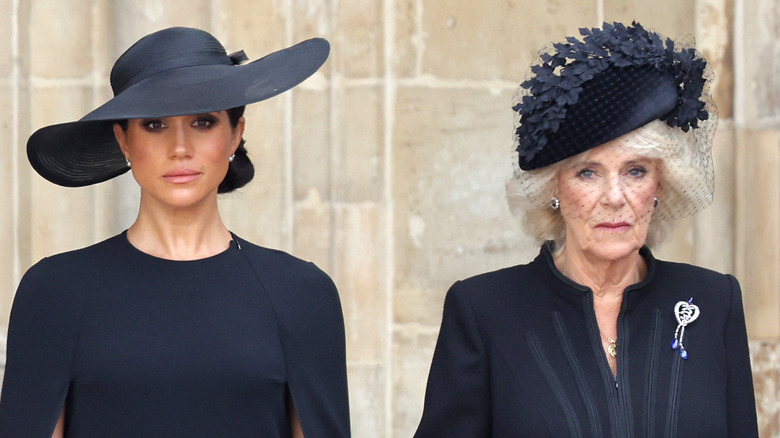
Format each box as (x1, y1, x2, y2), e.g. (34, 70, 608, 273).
(414, 22, 757, 437)
(0, 27, 349, 437)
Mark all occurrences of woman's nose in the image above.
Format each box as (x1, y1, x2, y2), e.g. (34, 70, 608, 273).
(169, 120, 192, 158)
(602, 175, 627, 206)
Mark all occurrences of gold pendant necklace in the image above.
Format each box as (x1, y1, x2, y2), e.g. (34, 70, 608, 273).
(601, 332, 617, 358)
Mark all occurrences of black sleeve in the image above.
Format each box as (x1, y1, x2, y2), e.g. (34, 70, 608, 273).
(0, 258, 84, 437)
(414, 282, 491, 438)
(270, 262, 351, 438)
(723, 275, 759, 437)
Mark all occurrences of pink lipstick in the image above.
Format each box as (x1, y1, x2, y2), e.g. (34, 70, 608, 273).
(162, 169, 201, 184)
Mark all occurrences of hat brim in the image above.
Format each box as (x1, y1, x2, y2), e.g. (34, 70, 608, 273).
(28, 120, 129, 187)
(28, 37, 329, 187)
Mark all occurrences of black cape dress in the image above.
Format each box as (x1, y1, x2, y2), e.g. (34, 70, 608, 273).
(0, 232, 350, 437)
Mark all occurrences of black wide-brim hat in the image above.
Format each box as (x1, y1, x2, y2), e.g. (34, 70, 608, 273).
(28, 26, 330, 187)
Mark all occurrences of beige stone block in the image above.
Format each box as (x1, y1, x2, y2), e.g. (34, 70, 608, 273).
(421, 0, 597, 80)
(0, 85, 14, 326)
(736, 129, 780, 339)
(90, 0, 115, 81)
(112, 0, 211, 36)
(392, 86, 533, 326)
(10, 80, 31, 287)
(333, 204, 386, 362)
(749, 340, 780, 438)
(30, 0, 93, 78)
(0, 0, 11, 77)
(392, 327, 439, 438)
(347, 363, 386, 438)
(653, 216, 695, 264)
(332, 0, 383, 78)
(160, 0, 211, 26)
(734, 1, 780, 122)
(696, 0, 735, 120)
(293, 191, 333, 273)
(394, 0, 418, 78)
(28, 180, 98, 263)
(109, 0, 213, 68)
(219, 98, 289, 250)
(291, 1, 331, 52)
(31, 84, 94, 127)
(90, 82, 114, 113)
(693, 122, 736, 273)
(394, 286, 448, 329)
(603, 1, 695, 38)
(217, 0, 286, 54)
(334, 85, 383, 203)
(91, 175, 140, 238)
(292, 89, 331, 202)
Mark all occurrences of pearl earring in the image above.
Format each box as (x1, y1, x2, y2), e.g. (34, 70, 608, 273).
(126, 158, 131, 168)
(229, 154, 236, 163)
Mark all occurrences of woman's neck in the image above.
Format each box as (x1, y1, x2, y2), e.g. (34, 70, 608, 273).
(554, 245, 646, 300)
(126, 195, 232, 260)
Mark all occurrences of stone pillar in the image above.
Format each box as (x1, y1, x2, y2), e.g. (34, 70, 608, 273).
(732, 1, 780, 436)
(0, 0, 22, 330)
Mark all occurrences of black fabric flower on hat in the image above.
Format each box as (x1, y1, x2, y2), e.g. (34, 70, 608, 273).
(512, 22, 709, 170)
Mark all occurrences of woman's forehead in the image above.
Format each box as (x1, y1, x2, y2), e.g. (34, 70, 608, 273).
(576, 142, 655, 165)
(129, 111, 226, 120)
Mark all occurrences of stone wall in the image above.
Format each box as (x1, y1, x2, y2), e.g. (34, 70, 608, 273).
(0, 0, 777, 436)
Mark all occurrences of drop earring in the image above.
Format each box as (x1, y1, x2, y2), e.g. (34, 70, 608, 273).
(126, 158, 131, 168)
(229, 153, 236, 163)
(653, 197, 658, 209)
(550, 197, 560, 210)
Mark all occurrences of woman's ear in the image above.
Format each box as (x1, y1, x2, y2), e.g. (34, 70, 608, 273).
(654, 159, 664, 195)
(113, 123, 129, 158)
(232, 116, 246, 153)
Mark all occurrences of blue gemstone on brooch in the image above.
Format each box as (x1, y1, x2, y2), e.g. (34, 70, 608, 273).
(679, 348, 688, 360)
(671, 339, 680, 350)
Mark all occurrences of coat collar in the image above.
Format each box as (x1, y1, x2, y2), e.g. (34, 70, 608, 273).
(535, 241, 657, 302)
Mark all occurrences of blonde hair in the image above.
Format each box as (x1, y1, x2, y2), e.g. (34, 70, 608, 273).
(506, 119, 711, 251)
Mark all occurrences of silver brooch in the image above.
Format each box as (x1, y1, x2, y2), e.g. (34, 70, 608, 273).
(671, 298, 700, 359)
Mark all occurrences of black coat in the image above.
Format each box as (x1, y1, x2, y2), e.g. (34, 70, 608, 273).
(415, 244, 758, 437)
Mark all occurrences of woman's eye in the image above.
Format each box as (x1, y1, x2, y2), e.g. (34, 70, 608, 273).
(143, 120, 165, 130)
(628, 167, 647, 177)
(577, 168, 595, 179)
(193, 116, 216, 129)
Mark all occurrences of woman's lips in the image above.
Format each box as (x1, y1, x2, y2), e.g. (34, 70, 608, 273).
(595, 222, 632, 232)
(162, 169, 201, 184)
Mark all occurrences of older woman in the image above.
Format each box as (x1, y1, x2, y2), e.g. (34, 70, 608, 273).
(0, 27, 349, 437)
(414, 22, 757, 437)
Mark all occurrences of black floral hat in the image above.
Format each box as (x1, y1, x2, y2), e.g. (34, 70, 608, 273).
(512, 21, 710, 171)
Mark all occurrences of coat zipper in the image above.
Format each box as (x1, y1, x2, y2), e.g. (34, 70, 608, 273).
(585, 291, 633, 437)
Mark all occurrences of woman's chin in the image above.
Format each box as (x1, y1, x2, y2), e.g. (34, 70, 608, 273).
(582, 238, 645, 262)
